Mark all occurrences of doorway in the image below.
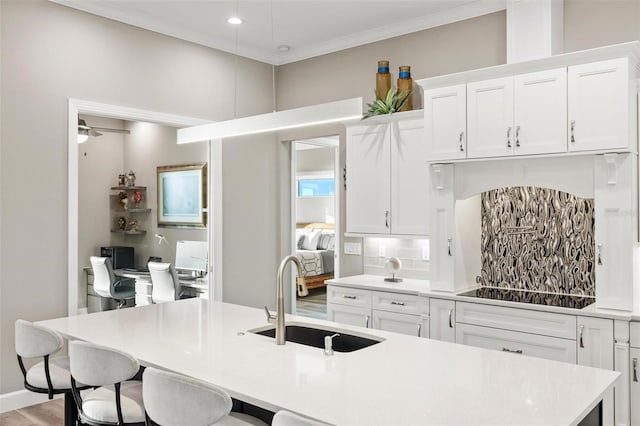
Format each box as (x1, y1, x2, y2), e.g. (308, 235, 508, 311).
(291, 136, 340, 320)
(67, 99, 222, 315)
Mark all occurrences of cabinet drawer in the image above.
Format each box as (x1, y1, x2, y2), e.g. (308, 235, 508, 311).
(631, 322, 640, 348)
(327, 286, 372, 309)
(372, 310, 425, 337)
(456, 323, 577, 363)
(327, 303, 371, 329)
(135, 281, 152, 295)
(372, 291, 428, 315)
(456, 302, 576, 340)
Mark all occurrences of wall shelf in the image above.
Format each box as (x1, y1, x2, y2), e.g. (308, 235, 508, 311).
(114, 208, 151, 213)
(111, 186, 147, 191)
(111, 229, 147, 235)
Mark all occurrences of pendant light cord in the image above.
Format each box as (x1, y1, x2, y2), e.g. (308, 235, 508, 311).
(233, 0, 239, 119)
(271, 0, 276, 113)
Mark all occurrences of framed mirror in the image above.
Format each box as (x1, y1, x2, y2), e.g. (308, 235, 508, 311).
(157, 163, 207, 228)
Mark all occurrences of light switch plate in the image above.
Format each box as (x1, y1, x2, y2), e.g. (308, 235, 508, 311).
(344, 242, 362, 255)
(422, 246, 430, 261)
(379, 246, 386, 257)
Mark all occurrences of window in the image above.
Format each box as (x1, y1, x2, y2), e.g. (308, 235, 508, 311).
(297, 178, 335, 197)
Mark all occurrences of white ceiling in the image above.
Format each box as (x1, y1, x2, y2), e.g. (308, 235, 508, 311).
(51, 0, 505, 65)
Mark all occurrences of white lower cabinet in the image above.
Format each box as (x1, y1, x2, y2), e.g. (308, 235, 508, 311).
(429, 298, 455, 342)
(630, 323, 640, 426)
(327, 285, 429, 337)
(372, 311, 424, 338)
(456, 323, 576, 363)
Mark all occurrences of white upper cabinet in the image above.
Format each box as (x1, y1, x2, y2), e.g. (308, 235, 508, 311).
(514, 68, 567, 155)
(346, 123, 391, 234)
(568, 58, 631, 152)
(390, 118, 430, 235)
(347, 115, 429, 236)
(467, 76, 514, 158)
(467, 68, 567, 159)
(424, 84, 466, 161)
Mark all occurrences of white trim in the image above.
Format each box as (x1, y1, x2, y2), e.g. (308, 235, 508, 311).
(274, 1, 507, 65)
(0, 390, 63, 413)
(67, 99, 214, 315)
(51, 0, 505, 65)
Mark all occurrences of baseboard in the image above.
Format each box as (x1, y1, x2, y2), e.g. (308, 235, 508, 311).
(0, 389, 62, 413)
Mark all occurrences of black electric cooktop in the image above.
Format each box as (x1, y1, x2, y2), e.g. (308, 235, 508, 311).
(458, 287, 595, 310)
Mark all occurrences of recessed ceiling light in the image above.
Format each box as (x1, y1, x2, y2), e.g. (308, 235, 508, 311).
(227, 17, 243, 25)
(277, 45, 291, 52)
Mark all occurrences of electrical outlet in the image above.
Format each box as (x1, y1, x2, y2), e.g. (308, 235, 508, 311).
(379, 246, 385, 258)
(422, 246, 430, 261)
(344, 242, 362, 255)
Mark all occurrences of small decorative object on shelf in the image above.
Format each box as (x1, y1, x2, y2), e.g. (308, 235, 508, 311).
(118, 173, 126, 186)
(126, 169, 136, 186)
(117, 216, 127, 231)
(375, 60, 391, 101)
(118, 191, 129, 210)
(133, 189, 144, 207)
(397, 65, 413, 112)
(362, 88, 412, 119)
(126, 218, 139, 232)
(384, 256, 403, 283)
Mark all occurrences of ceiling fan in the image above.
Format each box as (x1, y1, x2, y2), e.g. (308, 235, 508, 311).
(78, 117, 130, 143)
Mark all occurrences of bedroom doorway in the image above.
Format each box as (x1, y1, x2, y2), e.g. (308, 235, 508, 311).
(292, 136, 339, 320)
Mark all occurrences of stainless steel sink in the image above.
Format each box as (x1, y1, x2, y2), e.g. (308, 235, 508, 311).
(249, 322, 383, 352)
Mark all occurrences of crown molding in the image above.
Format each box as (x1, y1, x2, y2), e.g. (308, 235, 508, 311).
(50, 0, 506, 66)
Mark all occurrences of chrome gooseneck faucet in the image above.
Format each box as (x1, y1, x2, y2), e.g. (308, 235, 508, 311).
(265, 255, 307, 345)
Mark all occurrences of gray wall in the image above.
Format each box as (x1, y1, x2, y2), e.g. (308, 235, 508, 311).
(0, 0, 274, 395)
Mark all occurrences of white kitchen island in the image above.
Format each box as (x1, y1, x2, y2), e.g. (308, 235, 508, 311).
(38, 298, 618, 426)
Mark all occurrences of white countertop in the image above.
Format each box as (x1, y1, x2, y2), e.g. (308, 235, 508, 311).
(38, 299, 617, 425)
(327, 275, 640, 321)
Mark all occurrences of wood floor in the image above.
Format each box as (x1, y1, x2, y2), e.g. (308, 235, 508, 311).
(0, 398, 64, 426)
(296, 287, 327, 320)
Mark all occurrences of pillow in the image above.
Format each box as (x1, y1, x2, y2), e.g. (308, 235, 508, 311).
(297, 234, 306, 249)
(302, 229, 321, 250)
(326, 235, 335, 251)
(317, 232, 333, 250)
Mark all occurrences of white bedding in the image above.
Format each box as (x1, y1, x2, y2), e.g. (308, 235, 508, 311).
(296, 250, 324, 277)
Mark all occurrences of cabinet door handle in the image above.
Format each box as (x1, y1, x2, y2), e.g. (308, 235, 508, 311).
(343, 295, 357, 300)
(385, 211, 390, 229)
(597, 244, 603, 266)
(633, 358, 638, 382)
(417, 323, 422, 337)
(448, 309, 453, 328)
(502, 347, 523, 354)
(515, 125, 521, 147)
(506, 126, 512, 148)
(570, 120, 576, 143)
(579, 325, 585, 348)
(390, 301, 405, 306)
(447, 238, 452, 256)
(459, 131, 465, 152)
(364, 315, 370, 328)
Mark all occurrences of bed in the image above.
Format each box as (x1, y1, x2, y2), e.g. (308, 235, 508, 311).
(295, 223, 335, 296)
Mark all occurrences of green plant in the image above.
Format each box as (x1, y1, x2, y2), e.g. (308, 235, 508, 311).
(362, 88, 412, 119)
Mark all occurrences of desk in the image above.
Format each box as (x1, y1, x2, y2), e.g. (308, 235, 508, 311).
(114, 270, 208, 305)
(38, 299, 617, 426)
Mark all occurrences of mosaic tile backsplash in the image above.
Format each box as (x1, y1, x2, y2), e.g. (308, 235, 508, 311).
(475, 187, 595, 296)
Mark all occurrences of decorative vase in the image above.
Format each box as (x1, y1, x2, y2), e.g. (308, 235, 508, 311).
(376, 60, 391, 101)
(397, 65, 413, 112)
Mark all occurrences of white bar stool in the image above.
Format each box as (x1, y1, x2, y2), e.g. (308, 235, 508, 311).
(142, 367, 268, 426)
(69, 340, 145, 426)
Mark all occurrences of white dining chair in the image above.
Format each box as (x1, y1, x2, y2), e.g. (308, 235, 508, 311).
(147, 262, 181, 303)
(69, 340, 145, 426)
(90, 256, 135, 309)
(271, 410, 331, 426)
(142, 367, 268, 426)
(15, 320, 89, 400)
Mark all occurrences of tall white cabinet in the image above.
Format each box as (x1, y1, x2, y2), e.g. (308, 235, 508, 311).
(346, 112, 429, 236)
(423, 84, 467, 161)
